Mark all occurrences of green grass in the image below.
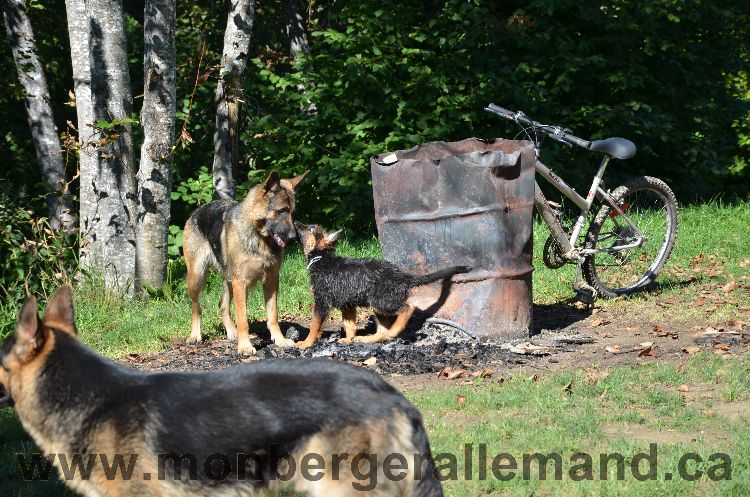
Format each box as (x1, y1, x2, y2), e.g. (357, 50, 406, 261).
(1, 201, 748, 357)
(0, 201, 749, 496)
(61, 199, 749, 358)
(409, 351, 750, 496)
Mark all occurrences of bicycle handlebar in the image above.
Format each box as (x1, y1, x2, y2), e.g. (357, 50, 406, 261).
(485, 103, 591, 150)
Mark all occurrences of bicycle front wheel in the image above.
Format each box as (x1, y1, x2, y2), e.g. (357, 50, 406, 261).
(582, 176, 679, 297)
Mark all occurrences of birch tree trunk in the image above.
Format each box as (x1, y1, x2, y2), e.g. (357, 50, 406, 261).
(136, 0, 176, 291)
(3, 0, 75, 231)
(282, 0, 315, 112)
(283, 0, 310, 61)
(212, 0, 256, 200)
(75, 0, 136, 293)
(65, 0, 100, 265)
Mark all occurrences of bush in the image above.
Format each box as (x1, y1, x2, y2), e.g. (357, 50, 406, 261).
(0, 189, 77, 338)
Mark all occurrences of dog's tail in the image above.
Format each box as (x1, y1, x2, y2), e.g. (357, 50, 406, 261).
(409, 265, 471, 287)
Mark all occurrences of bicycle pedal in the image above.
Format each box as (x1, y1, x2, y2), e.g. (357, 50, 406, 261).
(573, 285, 597, 306)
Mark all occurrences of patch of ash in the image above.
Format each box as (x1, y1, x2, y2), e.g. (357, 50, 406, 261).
(124, 322, 598, 376)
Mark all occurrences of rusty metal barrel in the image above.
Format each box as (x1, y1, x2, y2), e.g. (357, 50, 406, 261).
(370, 138, 535, 339)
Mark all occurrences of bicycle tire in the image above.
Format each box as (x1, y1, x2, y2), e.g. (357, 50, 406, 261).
(582, 176, 679, 297)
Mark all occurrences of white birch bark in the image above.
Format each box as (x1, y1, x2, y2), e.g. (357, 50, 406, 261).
(67, 0, 136, 293)
(3, 0, 75, 231)
(136, 0, 176, 291)
(212, 0, 256, 200)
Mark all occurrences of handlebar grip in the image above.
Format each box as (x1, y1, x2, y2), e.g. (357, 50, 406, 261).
(485, 103, 515, 119)
(562, 134, 590, 149)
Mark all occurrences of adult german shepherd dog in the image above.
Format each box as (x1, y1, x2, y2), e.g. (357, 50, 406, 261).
(183, 171, 307, 355)
(0, 286, 443, 497)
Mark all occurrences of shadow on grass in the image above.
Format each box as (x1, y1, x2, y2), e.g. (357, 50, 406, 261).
(532, 302, 591, 333)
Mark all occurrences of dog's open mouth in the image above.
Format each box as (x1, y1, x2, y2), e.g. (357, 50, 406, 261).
(272, 233, 286, 248)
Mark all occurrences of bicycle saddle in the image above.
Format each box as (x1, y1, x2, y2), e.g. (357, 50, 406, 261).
(589, 137, 636, 160)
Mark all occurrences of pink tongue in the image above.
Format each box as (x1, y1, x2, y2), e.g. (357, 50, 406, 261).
(273, 234, 286, 248)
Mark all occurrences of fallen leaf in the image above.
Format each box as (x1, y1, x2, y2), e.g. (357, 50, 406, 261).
(528, 374, 540, 383)
(605, 345, 621, 353)
(615, 327, 638, 333)
(713, 343, 731, 351)
(471, 368, 494, 378)
(722, 281, 738, 294)
(584, 369, 610, 382)
(456, 394, 466, 407)
(638, 343, 656, 357)
(447, 369, 468, 380)
(497, 377, 505, 385)
(363, 356, 377, 366)
(682, 346, 702, 354)
(126, 353, 140, 362)
(436, 366, 453, 378)
(506, 342, 551, 355)
(726, 320, 745, 331)
(677, 384, 690, 393)
(562, 382, 573, 394)
(589, 318, 610, 327)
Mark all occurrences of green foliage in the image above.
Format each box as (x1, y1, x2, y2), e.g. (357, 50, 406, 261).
(234, 0, 750, 232)
(0, 0, 748, 239)
(170, 165, 213, 207)
(0, 189, 77, 338)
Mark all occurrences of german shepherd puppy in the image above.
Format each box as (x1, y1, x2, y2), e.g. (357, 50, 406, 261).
(0, 286, 443, 497)
(184, 170, 307, 355)
(294, 222, 470, 348)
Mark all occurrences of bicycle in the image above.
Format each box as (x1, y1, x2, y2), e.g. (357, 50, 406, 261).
(485, 103, 679, 302)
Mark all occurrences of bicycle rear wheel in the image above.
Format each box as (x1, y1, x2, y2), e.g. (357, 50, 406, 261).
(582, 176, 679, 297)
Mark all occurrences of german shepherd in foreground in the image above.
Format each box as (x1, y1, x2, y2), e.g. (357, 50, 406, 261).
(184, 171, 307, 355)
(0, 286, 443, 497)
(294, 222, 470, 348)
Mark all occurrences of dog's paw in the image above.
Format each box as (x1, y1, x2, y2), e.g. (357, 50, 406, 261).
(273, 336, 295, 348)
(226, 329, 237, 341)
(337, 337, 354, 344)
(237, 340, 257, 355)
(353, 334, 386, 344)
(186, 334, 202, 344)
(295, 340, 314, 350)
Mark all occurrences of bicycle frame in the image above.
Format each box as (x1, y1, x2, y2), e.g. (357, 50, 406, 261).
(534, 155, 645, 261)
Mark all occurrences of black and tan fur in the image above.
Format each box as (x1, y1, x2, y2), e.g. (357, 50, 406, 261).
(294, 222, 470, 348)
(0, 286, 443, 497)
(184, 171, 307, 354)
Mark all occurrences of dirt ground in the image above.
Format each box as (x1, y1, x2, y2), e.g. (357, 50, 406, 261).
(123, 302, 750, 392)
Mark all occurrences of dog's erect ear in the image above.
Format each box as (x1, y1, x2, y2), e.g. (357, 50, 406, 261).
(324, 229, 343, 246)
(14, 297, 47, 362)
(263, 171, 281, 192)
(43, 285, 77, 337)
(288, 170, 309, 191)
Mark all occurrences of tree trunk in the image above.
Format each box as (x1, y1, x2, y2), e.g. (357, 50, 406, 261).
(78, 0, 136, 293)
(282, 0, 315, 113)
(65, 0, 101, 269)
(283, 0, 310, 61)
(3, 0, 75, 231)
(212, 0, 255, 200)
(136, 0, 176, 292)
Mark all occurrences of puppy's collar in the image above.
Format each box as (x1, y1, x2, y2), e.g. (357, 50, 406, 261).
(306, 256, 323, 270)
